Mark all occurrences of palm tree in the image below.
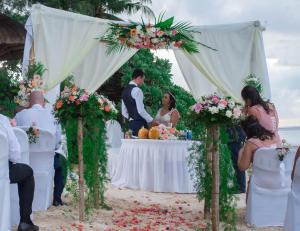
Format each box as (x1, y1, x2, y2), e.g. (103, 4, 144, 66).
(1, 0, 154, 20)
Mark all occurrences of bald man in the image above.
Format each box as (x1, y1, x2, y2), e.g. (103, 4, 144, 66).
(15, 91, 66, 206)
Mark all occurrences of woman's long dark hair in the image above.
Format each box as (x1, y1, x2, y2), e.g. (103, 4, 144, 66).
(241, 86, 271, 114)
(241, 116, 274, 141)
(167, 92, 176, 111)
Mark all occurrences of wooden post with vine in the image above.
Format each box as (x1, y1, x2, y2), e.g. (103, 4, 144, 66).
(77, 117, 85, 221)
(210, 124, 220, 231)
(204, 127, 212, 219)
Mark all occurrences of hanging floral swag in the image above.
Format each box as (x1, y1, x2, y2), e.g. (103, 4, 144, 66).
(54, 79, 118, 213)
(14, 62, 47, 107)
(101, 13, 216, 54)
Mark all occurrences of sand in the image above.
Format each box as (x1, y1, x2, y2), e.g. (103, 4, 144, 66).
(15, 185, 282, 231)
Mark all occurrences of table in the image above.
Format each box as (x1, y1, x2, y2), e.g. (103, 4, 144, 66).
(111, 139, 198, 193)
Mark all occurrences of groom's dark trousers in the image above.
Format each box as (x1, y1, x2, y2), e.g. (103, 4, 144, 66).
(129, 120, 148, 137)
(9, 161, 35, 223)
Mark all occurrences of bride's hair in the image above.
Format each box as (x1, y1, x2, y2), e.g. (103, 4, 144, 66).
(241, 116, 274, 141)
(167, 92, 176, 111)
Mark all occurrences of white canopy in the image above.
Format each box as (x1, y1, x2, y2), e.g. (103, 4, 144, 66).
(23, 4, 271, 102)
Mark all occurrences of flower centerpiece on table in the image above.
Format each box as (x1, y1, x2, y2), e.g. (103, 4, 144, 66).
(101, 13, 216, 54)
(14, 62, 47, 107)
(189, 93, 243, 124)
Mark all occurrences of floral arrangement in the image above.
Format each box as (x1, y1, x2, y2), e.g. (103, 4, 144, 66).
(277, 139, 291, 161)
(156, 124, 179, 140)
(189, 94, 243, 124)
(244, 74, 263, 94)
(14, 62, 47, 107)
(26, 123, 40, 144)
(101, 14, 215, 54)
(54, 82, 118, 122)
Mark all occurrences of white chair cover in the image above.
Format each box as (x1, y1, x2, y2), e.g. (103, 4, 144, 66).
(0, 130, 10, 231)
(106, 120, 122, 178)
(284, 158, 300, 231)
(10, 128, 30, 226)
(246, 147, 295, 227)
(21, 127, 56, 211)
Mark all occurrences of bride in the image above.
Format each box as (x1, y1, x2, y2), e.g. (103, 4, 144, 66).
(153, 92, 180, 127)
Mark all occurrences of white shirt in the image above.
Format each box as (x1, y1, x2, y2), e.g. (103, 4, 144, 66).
(0, 114, 21, 163)
(121, 81, 153, 123)
(15, 104, 61, 150)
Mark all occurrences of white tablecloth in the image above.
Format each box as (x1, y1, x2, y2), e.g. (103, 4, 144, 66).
(111, 139, 197, 193)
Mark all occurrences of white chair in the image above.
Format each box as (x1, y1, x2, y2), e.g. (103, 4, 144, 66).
(21, 127, 56, 211)
(106, 120, 122, 178)
(0, 130, 11, 231)
(246, 147, 295, 227)
(284, 157, 300, 231)
(10, 128, 30, 226)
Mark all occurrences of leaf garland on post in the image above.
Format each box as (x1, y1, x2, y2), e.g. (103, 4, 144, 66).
(101, 13, 216, 54)
(54, 79, 118, 219)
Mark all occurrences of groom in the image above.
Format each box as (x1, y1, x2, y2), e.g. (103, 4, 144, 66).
(122, 69, 153, 136)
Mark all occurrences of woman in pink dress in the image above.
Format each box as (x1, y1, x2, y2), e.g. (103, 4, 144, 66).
(241, 86, 282, 146)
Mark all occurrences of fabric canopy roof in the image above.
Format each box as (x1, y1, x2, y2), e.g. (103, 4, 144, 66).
(23, 4, 271, 103)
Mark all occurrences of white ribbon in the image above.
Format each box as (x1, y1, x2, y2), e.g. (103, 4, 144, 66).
(279, 162, 286, 187)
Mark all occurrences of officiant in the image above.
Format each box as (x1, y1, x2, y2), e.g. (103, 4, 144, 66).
(121, 69, 153, 136)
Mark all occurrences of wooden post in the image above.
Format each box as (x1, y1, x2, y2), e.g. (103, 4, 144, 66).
(211, 124, 220, 231)
(77, 117, 85, 221)
(204, 127, 212, 219)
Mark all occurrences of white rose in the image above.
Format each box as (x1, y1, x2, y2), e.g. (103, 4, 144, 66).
(209, 106, 219, 114)
(225, 110, 233, 118)
(228, 100, 235, 109)
(151, 38, 159, 44)
(218, 103, 225, 110)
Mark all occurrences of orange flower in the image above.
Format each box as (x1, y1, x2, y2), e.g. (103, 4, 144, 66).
(69, 95, 75, 102)
(104, 105, 110, 112)
(130, 28, 137, 37)
(169, 127, 175, 134)
(56, 100, 63, 109)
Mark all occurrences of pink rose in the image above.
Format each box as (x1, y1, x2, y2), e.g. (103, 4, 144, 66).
(162, 134, 168, 140)
(233, 107, 242, 118)
(220, 99, 228, 107)
(33, 74, 40, 81)
(193, 103, 203, 114)
(212, 96, 219, 104)
(171, 29, 177, 35)
(10, 119, 17, 127)
(80, 94, 89, 102)
(134, 44, 143, 49)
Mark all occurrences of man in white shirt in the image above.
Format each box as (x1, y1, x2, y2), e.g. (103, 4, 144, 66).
(15, 91, 66, 206)
(0, 114, 39, 231)
(121, 69, 153, 136)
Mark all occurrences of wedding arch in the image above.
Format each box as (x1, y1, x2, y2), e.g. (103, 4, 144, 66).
(22, 4, 271, 230)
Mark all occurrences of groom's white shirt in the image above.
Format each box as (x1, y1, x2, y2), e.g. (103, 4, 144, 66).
(15, 104, 61, 151)
(121, 81, 153, 123)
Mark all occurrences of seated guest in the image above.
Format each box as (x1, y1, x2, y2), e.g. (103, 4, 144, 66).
(15, 91, 66, 206)
(241, 86, 282, 146)
(292, 147, 300, 180)
(0, 114, 39, 231)
(238, 116, 279, 171)
(153, 92, 180, 127)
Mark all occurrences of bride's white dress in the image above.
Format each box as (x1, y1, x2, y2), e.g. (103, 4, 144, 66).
(154, 108, 176, 126)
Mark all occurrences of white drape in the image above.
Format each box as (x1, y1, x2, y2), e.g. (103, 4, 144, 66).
(27, 4, 136, 93)
(174, 22, 270, 101)
(24, 4, 271, 101)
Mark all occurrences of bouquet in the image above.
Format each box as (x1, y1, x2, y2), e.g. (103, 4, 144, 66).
(14, 62, 47, 107)
(101, 13, 215, 54)
(54, 82, 118, 123)
(26, 123, 40, 144)
(189, 94, 243, 124)
(277, 139, 291, 161)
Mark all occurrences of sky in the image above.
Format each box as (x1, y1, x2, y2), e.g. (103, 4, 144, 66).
(119, 0, 300, 127)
